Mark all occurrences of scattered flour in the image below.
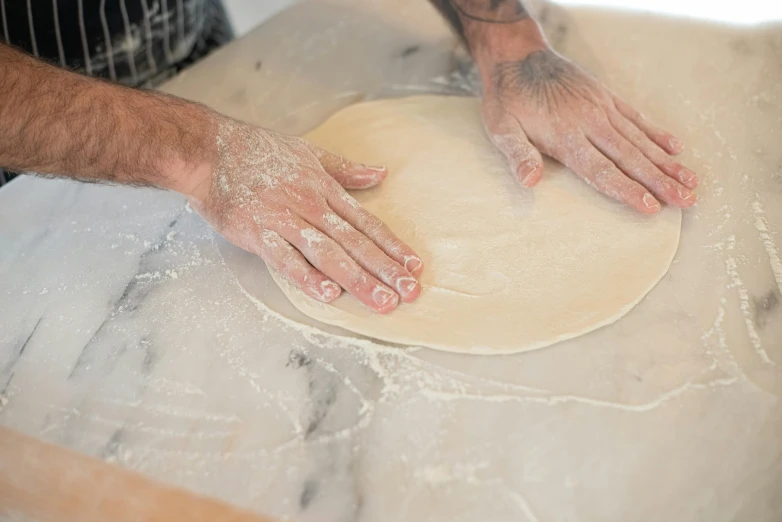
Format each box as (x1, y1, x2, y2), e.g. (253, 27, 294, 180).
(751, 200, 782, 291)
(725, 256, 775, 367)
(301, 229, 323, 247)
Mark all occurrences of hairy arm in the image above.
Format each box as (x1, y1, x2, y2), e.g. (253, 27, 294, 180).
(0, 42, 213, 195)
(0, 42, 424, 313)
(426, 0, 698, 214)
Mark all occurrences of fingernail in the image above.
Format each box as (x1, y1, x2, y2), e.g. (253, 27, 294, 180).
(668, 136, 683, 153)
(643, 193, 661, 211)
(676, 184, 695, 201)
(319, 280, 341, 302)
(372, 285, 398, 308)
(519, 160, 539, 187)
(404, 256, 423, 274)
(366, 165, 387, 172)
(679, 167, 698, 186)
(397, 276, 419, 296)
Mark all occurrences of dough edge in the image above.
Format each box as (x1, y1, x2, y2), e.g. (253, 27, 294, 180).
(269, 95, 682, 354)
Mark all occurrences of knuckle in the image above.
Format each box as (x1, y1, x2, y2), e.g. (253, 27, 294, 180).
(307, 238, 339, 265)
(490, 132, 522, 153)
(591, 164, 618, 188)
(596, 91, 614, 107)
(650, 170, 672, 188)
(285, 135, 307, 149)
(292, 192, 326, 215)
(322, 210, 351, 232)
(288, 266, 310, 286)
(633, 109, 647, 122)
(265, 207, 297, 231)
(356, 210, 385, 233)
(548, 139, 573, 159)
(619, 100, 641, 119)
(562, 132, 583, 151)
(386, 237, 409, 258)
(602, 132, 621, 150)
(550, 134, 579, 160)
(484, 118, 505, 136)
(627, 150, 650, 170)
(259, 229, 286, 252)
(346, 265, 371, 289)
(351, 234, 378, 259)
(482, 103, 506, 129)
(644, 142, 670, 163)
(586, 104, 607, 121)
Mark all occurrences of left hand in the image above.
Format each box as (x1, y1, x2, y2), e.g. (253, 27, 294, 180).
(480, 48, 698, 214)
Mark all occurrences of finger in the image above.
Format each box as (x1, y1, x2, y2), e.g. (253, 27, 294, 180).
(559, 135, 661, 214)
(306, 208, 421, 303)
(307, 144, 388, 190)
(257, 229, 341, 303)
(272, 213, 400, 313)
(612, 96, 684, 155)
(607, 111, 699, 190)
(483, 108, 544, 187)
(326, 189, 424, 277)
(587, 125, 696, 208)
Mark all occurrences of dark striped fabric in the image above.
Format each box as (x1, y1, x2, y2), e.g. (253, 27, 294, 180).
(0, 0, 233, 186)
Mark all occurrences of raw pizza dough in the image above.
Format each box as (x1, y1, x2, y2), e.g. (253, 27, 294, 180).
(272, 95, 681, 354)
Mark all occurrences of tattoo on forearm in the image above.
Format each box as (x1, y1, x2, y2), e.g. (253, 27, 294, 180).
(493, 50, 589, 112)
(453, 0, 529, 23)
(429, 0, 530, 43)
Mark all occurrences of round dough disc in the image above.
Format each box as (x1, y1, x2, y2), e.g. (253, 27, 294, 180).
(272, 95, 681, 354)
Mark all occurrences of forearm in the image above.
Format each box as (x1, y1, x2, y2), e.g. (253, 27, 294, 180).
(0, 43, 215, 195)
(427, 0, 548, 70)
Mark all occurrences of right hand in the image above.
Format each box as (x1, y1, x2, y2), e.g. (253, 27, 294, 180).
(480, 48, 698, 213)
(185, 117, 423, 314)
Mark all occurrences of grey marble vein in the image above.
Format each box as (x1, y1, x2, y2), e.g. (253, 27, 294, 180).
(1, 2, 781, 522)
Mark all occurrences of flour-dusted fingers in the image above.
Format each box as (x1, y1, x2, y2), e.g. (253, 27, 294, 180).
(483, 101, 544, 187)
(307, 208, 421, 303)
(307, 143, 388, 190)
(481, 49, 698, 214)
(257, 229, 341, 303)
(272, 214, 399, 313)
(612, 96, 683, 155)
(327, 191, 424, 276)
(187, 119, 409, 314)
(561, 136, 660, 214)
(587, 124, 696, 208)
(606, 111, 699, 190)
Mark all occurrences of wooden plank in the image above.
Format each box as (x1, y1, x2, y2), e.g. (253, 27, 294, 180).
(0, 427, 278, 522)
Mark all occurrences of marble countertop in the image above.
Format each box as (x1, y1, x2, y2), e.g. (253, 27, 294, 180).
(1, 1, 781, 520)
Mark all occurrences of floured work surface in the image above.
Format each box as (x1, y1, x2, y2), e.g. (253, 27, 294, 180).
(270, 96, 682, 353)
(2, 2, 781, 522)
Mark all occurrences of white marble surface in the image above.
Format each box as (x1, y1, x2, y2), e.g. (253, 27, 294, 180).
(2, 1, 782, 521)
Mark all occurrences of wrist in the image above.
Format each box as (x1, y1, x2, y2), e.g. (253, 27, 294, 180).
(158, 101, 218, 203)
(468, 19, 549, 76)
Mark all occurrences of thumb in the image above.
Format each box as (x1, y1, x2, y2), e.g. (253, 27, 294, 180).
(307, 144, 388, 190)
(483, 106, 544, 187)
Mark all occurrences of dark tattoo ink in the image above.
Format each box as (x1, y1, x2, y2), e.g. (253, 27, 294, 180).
(428, 0, 530, 44)
(493, 49, 590, 112)
(452, 0, 529, 24)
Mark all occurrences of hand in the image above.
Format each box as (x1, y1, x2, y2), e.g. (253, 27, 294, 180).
(186, 117, 424, 313)
(481, 48, 698, 213)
